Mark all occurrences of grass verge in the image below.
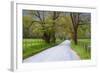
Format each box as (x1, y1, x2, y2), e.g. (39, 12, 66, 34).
(71, 39, 91, 59)
(23, 39, 62, 59)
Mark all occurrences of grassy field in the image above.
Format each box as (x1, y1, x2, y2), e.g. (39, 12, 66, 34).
(23, 39, 62, 59)
(71, 39, 91, 59)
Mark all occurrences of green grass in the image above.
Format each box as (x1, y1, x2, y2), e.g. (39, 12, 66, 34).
(71, 39, 91, 59)
(23, 39, 62, 59)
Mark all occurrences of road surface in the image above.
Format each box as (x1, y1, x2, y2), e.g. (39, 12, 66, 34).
(23, 40, 80, 63)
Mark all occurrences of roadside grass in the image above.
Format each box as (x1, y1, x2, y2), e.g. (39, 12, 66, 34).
(71, 39, 91, 59)
(23, 39, 62, 59)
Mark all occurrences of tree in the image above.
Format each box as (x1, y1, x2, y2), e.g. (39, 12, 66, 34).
(50, 11, 60, 43)
(55, 14, 72, 40)
(77, 13, 91, 39)
(30, 11, 54, 43)
(29, 11, 61, 43)
(70, 12, 80, 45)
(23, 16, 33, 38)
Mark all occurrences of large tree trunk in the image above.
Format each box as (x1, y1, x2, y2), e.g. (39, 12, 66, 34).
(51, 11, 59, 43)
(70, 13, 80, 45)
(51, 31, 56, 43)
(43, 32, 51, 43)
(73, 29, 78, 45)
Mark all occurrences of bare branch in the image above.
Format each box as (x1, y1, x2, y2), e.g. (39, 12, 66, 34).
(70, 13, 76, 30)
(34, 11, 43, 22)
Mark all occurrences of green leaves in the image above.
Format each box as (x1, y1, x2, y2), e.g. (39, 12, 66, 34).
(23, 10, 91, 43)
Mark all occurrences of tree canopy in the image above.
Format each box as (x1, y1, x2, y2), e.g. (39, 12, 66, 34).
(23, 10, 91, 45)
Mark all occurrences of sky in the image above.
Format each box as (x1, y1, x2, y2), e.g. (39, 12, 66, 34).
(23, 9, 91, 23)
